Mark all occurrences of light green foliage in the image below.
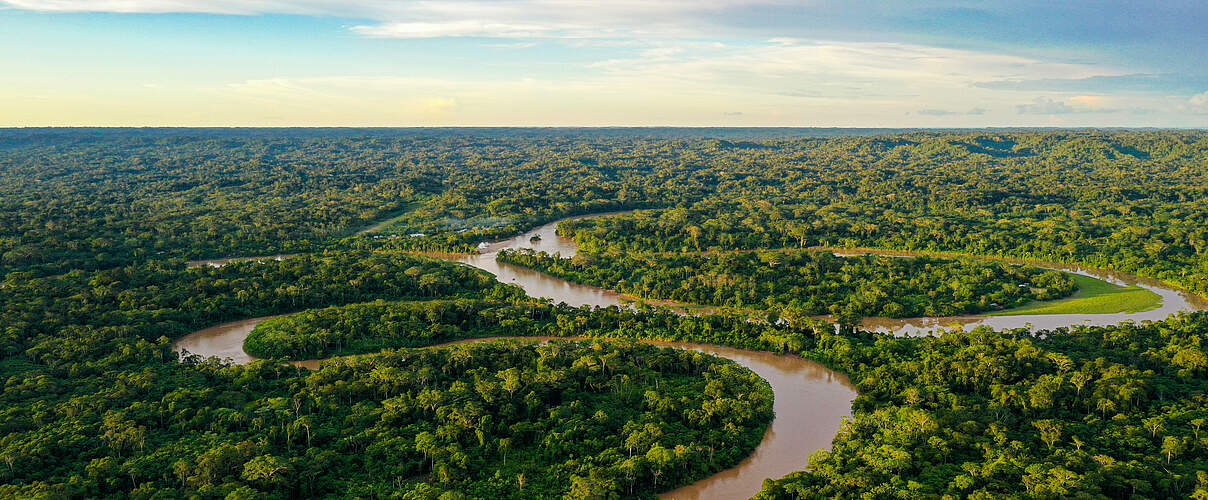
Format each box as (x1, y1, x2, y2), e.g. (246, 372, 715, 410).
(756, 313, 1208, 499)
(988, 273, 1161, 315)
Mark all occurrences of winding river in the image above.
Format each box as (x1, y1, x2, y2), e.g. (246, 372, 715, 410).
(176, 317, 856, 500)
(174, 212, 1208, 499)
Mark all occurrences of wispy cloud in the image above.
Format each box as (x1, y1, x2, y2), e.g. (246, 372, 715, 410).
(352, 21, 564, 39)
(586, 39, 1117, 102)
(2, 1, 307, 15)
(975, 73, 1208, 94)
(484, 41, 538, 49)
(1017, 98, 1073, 115)
(1016, 96, 1122, 115)
(191, 38, 1154, 127)
(917, 108, 986, 116)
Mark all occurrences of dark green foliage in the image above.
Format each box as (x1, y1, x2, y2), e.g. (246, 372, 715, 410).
(244, 299, 526, 359)
(497, 249, 1076, 317)
(300, 340, 771, 499)
(7, 129, 1208, 295)
(246, 298, 826, 361)
(0, 250, 509, 361)
(3, 335, 773, 499)
(757, 313, 1208, 499)
(0, 249, 780, 499)
(0, 129, 656, 276)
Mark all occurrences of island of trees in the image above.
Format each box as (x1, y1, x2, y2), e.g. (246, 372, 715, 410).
(497, 248, 1077, 318)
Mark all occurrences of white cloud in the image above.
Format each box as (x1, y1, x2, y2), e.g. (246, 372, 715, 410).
(352, 21, 563, 39)
(341, 1, 799, 39)
(198, 39, 1158, 126)
(587, 40, 1120, 102)
(484, 41, 538, 49)
(1190, 91, 1208, 114)
(917, 108, 986, 116)
(191, 38, 1142, 126)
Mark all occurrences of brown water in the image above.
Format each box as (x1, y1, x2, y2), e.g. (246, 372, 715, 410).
(174, 211, 1207, 499)
(174, 316, 273, 365)
(453, 212, 642, 308)
(185, 217, 1207, 334)
(654, 342, 854, 500)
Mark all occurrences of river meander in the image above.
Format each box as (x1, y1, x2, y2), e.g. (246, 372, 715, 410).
(174, 212, 1207, 499)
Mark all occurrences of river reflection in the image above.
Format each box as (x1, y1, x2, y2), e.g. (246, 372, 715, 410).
(455, 212, 634, 308)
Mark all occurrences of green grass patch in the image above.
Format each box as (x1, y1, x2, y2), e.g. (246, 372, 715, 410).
(989, 273, 1161, 316)
(358, 201, 424, 234)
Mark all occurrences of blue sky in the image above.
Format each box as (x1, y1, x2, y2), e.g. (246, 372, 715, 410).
(1, 1, 1206, 126)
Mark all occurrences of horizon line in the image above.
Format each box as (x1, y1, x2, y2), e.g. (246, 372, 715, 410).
(3, 126, 1205, 131)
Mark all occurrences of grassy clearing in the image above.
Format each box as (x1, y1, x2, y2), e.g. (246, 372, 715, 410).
(989, 273, 1161, 316)
(358, 201, 423, 234)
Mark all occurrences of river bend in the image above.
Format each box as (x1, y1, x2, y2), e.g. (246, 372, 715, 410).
(175, 212, 1207, 499)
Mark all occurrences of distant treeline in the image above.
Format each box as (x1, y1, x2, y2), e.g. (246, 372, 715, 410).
(5, 130, 1208, 297)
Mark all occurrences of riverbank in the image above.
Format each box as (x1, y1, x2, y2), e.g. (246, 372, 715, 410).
(987, 273, 1160, 316)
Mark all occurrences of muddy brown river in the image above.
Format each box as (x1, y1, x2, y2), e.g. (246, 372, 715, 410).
(175, 212, 1206, 499)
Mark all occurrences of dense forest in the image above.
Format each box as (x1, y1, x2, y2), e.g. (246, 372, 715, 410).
(6, 129, 1208, 294)
(0, 250, 512, 359)
(242, 298, 830, 362)
(496, 248, 1076, 318)
(197, 339, 774, 499)
(2, 128, 1207, 499)
(253, 300, 1208, 499)
(758, 313, 1208, 499)
(0, 241, 800, 498)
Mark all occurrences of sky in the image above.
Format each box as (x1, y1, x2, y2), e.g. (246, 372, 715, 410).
(1, 1, 1207, 127)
